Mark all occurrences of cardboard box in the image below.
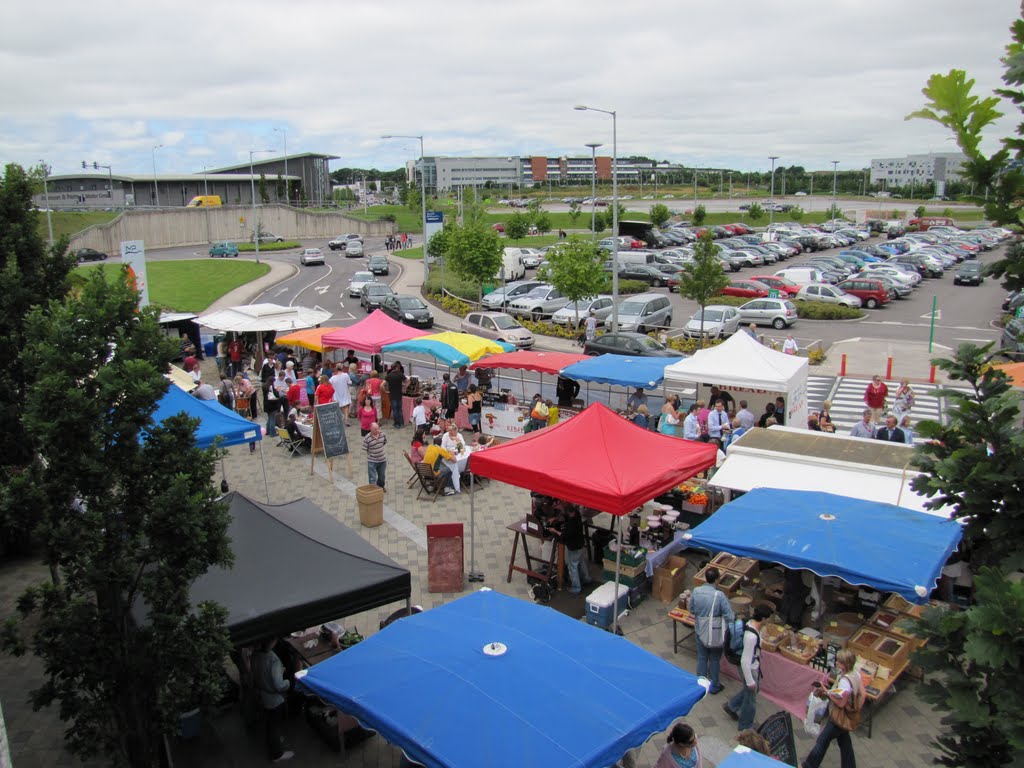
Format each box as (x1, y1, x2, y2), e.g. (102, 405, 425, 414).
(601, 559, 646, 580)
(652, 555, 688, 603)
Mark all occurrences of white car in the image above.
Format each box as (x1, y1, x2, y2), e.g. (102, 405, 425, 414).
(861, 264, 921, 287)
(511, 248, 544, 268)
(551, 296, 615, 328)
(682, 305, 742, 339)
(299, 248, 324, 266)
(348, 271, 377, 297)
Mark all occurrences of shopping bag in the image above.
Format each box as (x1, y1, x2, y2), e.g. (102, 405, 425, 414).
(804, 692, 828, 737)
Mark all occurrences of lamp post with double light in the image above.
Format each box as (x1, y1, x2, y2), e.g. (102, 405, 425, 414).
(575, 105, 618, 332)
(250, 149, 273, 263)
(831, 160, 840, 220)
(381, 134, 428, 282)
(274, 127, 289, 204)
(768, 156, 779, 228)
(585, 142, 602, 241)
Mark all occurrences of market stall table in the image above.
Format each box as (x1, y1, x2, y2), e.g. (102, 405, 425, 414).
(286, 631, 341, 669)
(506, 517, 564, 591)
(722, 649, 827, 721)
(403, 397, 471, 431)
(667, 608, 696, 653)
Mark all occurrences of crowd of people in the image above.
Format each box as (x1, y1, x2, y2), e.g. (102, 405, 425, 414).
(845, 376, 917, 444)
(651, 385, 784, 451)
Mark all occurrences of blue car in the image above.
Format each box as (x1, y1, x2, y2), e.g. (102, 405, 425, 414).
(209, 241, 239, 258)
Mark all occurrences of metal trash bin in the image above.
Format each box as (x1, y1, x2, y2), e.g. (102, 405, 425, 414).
(355, 485, 384, 527)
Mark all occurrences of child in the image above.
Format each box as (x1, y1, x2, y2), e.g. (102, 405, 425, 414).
(412, 396, 427, 431)
(427, 405, 442, 436)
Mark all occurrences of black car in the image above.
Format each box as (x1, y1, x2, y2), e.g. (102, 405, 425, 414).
(583, 332, 684, 357)
(75, 248, 108, 262)
(380, 294, 434, 328)
(367, 255, 390, 275)
(614, 264, 672, 287)
(954, 261, 985, 286)
(360, 283, 396, 311)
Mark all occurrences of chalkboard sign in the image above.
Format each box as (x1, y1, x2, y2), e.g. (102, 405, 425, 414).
(313, 402, 348, 458)
(757, 710, 797, 766)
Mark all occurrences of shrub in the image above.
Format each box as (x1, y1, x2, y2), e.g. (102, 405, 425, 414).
(236, 241, 301, 252)
(426, 293, 472, 317)
(519, 319, 579, 339)
(604, 279, 649, 295)
(794, 301, 863, 320)
(807, 346, 827, 366)
(661, 335, 725, 355)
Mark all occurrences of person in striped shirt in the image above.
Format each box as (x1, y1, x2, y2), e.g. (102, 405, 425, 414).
(362, 422, 388, 490)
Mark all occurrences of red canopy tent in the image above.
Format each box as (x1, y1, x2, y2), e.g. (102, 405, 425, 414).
(470, 350, 590, 376)
(319, 310, 431, 354)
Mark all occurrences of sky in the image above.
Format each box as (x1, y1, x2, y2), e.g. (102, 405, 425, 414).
(1, 0, 1020, 179)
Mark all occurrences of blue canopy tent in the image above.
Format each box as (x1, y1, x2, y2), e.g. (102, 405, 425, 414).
(297, 589, 708, 768)
(681, 488, 962, 603)
(559, 353, 673, 389)
(151, 385, 269, 500)
(718, 748, 785, 768)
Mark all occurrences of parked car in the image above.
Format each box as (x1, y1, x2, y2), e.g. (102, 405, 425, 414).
(74, 247, 109, 262)
(794, 283, 862, 308)
(512, 248, 544, 268)
(360, 283, 395, 311)
(480, 280, 543, 310)
(863, 273, 910, 299)
(551, 296, 615, 328)
(838, 278, 891, 309)
(491, 223, 505, 233)
(682, 305, 742, 339)
(583, 332, 684, 357)
(208, 242, 238, 258)
(749, 275, 801, 297)
(720, 280, 771, 299)
(861, 264, 921, 287)
(615, 293, 673, 333)
(613, 264, 673, 287)
(737, 297, 798, 329)
(1002, 317, 1024, 360)
(299, 248, 325, 266)
(507, 285, 570, 320)
(461, 311, 534, 349)
(367, 255, 390, 275)
(345, 239, 365, 257)
(348, 271, 377, 297)
(380, 294, 434, 328)
(954, 261, 985, 286)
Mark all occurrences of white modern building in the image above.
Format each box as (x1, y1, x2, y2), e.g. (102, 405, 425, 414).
(869, 152, 967, 193)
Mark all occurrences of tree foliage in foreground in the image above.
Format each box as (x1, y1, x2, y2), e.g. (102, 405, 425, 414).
(537, 238, 607, 328)
(440, 223, 503, 303)
(2, 270, 233, 767)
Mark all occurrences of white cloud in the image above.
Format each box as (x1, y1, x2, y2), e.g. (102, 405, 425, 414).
(1, 0, 1019, 176)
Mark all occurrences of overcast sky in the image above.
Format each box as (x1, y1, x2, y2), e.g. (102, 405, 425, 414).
(2, 0, 1020, 179)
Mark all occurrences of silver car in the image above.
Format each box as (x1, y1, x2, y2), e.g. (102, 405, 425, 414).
(345, 240, 365, 258)
(794, 283, 862, 308)
(299, 248, 324, 266)
(506, 285, 570, 320)
(348, 271, 377, 297)
(461, 311, 534, 349)
(738, 297, 799, 329)
(682, 305, 742, 339)
(551, 296, 615, 328)
(480, 280, 542, 311)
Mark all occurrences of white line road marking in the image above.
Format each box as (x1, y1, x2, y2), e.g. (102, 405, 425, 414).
(273, 287, 289, 297)
(920, 309, 942, 320)
(955, 338, 996, 342)
(344, 312, 356, 320)
(289, 264, 334, 307)
(315, 285, 330, 295)
(859, 321, 994, 331)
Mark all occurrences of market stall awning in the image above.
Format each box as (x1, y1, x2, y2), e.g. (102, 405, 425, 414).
(274, 327, 336, 353)
(559, 353, 674, 389)
(469, 402, 718, 516)
(993, 361, 1024, 388)
(165, 364, 196, 393)
(297, 589, 707, 768)
(664, 331, 806, 390)
(718, 748, 784, 768)
(151, 384, 261, 449)
(319, 310, 432, 354)
(197, 303, 331, 333)
(470, 350, 590, 375)
(382, 331, 513, 367)
(682, 488, 962, 603)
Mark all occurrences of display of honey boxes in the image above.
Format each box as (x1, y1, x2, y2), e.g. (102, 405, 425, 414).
(778, 631, 822, 665)
(848, 626, 912, 669)
(883, 593, 925, 619)
(711, 552, 759, 579)
(759, 623, 790, 653)
(867, 608, 920, 644)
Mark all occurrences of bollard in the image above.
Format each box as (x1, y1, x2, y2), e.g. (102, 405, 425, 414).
(840, 354, 847, 376)
(930, 365, 936, 384)
(886, 357, 893, 380)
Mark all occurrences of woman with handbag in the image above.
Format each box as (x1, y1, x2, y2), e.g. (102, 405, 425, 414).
(659, 395, 682, 437)
(802, 649, 865, 768)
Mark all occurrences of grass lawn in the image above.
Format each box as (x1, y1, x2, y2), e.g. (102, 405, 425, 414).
(345, 205, 423, 232)
(75, 259, 270, 312)
(38, 210, 119, 242)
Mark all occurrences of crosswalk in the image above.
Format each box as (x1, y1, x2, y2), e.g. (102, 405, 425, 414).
(804, 375, 954, 443)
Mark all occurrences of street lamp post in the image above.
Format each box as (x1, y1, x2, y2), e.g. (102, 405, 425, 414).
(585, 142, 602, 241)
(250, 149, 273, 264)
(575, 105, 619, 333)
(768, 156, 779, 228)
(831, 160, 840, 219)
(274, 127, 289, 204)
(40, 161, 53, 248)
(152, 145, 164, 207)
(728, 171, 733, 199)
(381, 135, 428, 282)
(693, 169, 698, 210)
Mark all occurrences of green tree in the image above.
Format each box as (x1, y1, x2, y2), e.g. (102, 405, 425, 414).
(535, 211, 552, 235)
(427, 226, 452, 264)
(505, 211, 530, 241)
(676, 232, 729, 347)
(0, 163, 78, 554)
(825, 204, 843, 220)
(405, 183, 422, 213)
(789, 206, 805, 221)
(568, 201, 582, 227)
(537, 238, 606, 328)
(915, 204, 927, 218)
(258, 173, 269, 204)
(442, 225, 503, 303)
(2, 270, 232, 766)
(692, 204, 707, 226)
(649, 203, 671, 227)
(592, 212, 607, 234)
(747, 202, 764, 223)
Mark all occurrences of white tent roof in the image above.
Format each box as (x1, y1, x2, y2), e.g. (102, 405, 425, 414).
(663, 331, 807, 391)
(196, 303, 331, 333)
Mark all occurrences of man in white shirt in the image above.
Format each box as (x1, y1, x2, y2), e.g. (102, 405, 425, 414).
(682, 404, 700, 441)
(707, 400, 731, 446)
(585, 311, 598, 341)
(735, 400, 756, 430)
(849, 409, 875, 439)
(329, 364, 352, 417)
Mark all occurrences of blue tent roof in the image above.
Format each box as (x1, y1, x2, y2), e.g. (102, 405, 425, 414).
(559, 354, 674, 389)
(297, 590, 707, 768)
(682, 488, 962, 603)
(718, 748, 785, 768)
(151, 385, 262, 449)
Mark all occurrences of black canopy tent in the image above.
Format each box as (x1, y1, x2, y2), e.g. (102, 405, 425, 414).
(135, 493, 411, 646)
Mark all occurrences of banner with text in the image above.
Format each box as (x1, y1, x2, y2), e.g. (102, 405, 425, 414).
(120, 240, 150, 308)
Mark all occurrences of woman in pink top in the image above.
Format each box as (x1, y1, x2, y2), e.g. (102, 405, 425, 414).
(358, 394, 378, 437)
(696, 399, 710, 442)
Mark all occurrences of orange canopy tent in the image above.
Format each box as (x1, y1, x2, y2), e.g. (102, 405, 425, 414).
(993, 361, 1024, 387)
(275, 327, 336, 353)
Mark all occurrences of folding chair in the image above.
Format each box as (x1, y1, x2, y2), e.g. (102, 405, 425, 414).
(413, 462, 444, 503)
(403, 451, 421, 489)
(276, 427, 305, 457)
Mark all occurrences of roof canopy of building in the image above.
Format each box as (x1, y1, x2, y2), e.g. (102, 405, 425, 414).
(208, 152, 339, 174)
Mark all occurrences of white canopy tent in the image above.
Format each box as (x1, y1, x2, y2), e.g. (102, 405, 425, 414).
(663, 332, 809, 429)
(196, 303, 332, 334)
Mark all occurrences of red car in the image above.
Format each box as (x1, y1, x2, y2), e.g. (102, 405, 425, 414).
(719, 279, 771, 299)
(492, 223, 505, 233)
(749, 275, 801, 296)
(838, 277, 890, 309)
(723, 223, 753, 235)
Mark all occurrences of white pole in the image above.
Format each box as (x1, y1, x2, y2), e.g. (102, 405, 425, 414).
(586, 143, 601, 241)
(40, 161, 53, 248)
(612, 514, 623, 635)
(768, 156, 779, 228)
(152, 144, 163, 207)
(468, 471, 484, 582)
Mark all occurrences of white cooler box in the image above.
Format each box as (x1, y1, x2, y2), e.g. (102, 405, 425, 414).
(586, 582, 629, 629)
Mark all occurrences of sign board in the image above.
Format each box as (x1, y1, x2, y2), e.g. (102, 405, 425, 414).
(1016, 306, 1024, 320)
(757, 710, 797, 766)
(424, 210, 444, 263)
(312, 402, 348, 458)
(120, 240, 149, 308)
(481, 403, 527, 439)
(767, 289, 782, 299)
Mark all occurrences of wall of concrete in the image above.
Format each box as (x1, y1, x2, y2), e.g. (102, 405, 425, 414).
(68, 205, 393, 253)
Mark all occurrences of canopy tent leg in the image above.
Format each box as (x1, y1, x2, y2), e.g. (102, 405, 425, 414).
(258, 438, 270, 503)
(612, 515, 624, 636)
(467, 473, 484, 583)
(521, 370, 526, 405)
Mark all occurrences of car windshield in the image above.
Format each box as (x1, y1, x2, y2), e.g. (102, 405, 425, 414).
(492, 315, 521, 330)
(694, 309, 724, 322)
(636, 336, 665, 350)
(618, 301, 645, 316)
(397, 298, 425, 310)
(367, 285, 389, 294)
(564, 300, 595, 310)
(523, 287, 549, 298)
(353, 272, 374, 281)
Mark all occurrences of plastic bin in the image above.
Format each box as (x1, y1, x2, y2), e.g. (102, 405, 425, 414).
(355, 485, 384, 527)
(586, 582, 629, 629)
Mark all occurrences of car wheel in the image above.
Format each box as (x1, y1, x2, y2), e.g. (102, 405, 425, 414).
(865, 298, 878, 309)
(665, 316, 672, 326)
(532, 310, 543, 322)
(102, 254, 108, 260)
(772, 317, 786, 330)
(652, 279, 662, 288)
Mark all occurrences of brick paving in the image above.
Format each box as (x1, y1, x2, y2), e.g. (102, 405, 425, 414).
(0, 362, 946, 767)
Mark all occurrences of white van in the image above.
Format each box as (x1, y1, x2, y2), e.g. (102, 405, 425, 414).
(615, 250, 656, 266)
(498, 248, 527, 281)
(775, 266, 823, 285)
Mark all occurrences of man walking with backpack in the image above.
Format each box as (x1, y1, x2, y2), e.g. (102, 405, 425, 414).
(723, 603, 773, 731)
(690, 567, 735, 695)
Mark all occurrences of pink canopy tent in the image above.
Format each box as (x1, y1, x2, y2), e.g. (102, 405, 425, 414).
(319, 310, 431, 354)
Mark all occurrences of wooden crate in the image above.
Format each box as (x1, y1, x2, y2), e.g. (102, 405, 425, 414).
(883, 593, 925, 619)
(848, 626, 912, 669)
(867, 609, 920, 644)
(602, 559, 646, 580)
(777, 633, 821, 665)
(760, 623, 790, 653)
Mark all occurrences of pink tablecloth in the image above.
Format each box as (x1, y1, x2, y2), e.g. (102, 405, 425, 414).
(401, 397, 471, 431)
(722, 650, 827, 719)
